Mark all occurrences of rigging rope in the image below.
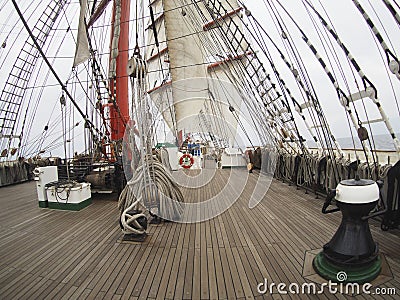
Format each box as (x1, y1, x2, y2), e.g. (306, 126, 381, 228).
(382, 0, 400, 28)
(118, 154, 184, 234)
(188, 0, 300, 153)
(303, 0, 400, 159)
(11, 0, 102, 140)
(118, 49, 185, 234)
(352, 0, 400, 81)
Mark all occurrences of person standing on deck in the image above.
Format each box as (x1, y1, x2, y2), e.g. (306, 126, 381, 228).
(192, 140, 202, 169)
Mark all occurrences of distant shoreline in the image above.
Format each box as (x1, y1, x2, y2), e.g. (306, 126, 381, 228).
(307, 133, 400, 151)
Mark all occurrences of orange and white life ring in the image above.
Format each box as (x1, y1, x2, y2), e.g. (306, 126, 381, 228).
(179, 153, 194, 169)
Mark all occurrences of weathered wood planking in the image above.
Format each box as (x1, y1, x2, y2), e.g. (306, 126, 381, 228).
(0, 169, 399, 299)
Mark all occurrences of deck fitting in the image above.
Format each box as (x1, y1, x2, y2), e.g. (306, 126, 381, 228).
(302, 249, 394, 295)
(121, 232, 148, 243)
(312, 251, 381, 283)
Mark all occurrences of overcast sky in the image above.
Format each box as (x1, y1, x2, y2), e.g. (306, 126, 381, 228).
(0, 0, 399, 157)
(245, 0, 400, 137)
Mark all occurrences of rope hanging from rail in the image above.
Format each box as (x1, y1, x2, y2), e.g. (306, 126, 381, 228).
(118, 154, 184, 234)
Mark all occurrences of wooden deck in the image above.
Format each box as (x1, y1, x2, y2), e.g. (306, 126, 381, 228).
(0, 169, 399, 299)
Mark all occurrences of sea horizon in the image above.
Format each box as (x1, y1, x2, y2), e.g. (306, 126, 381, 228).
(307, 133, 400, 151)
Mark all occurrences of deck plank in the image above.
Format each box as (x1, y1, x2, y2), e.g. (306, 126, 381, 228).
(164, 225, 185, 299)
(0, 172, 399, 299)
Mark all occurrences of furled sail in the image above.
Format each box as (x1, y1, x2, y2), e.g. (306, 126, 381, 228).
(73, 0, 91, 67)
(147, 0, 246, 146)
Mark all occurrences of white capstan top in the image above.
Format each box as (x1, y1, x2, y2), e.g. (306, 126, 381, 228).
(335, 179, 379, 204)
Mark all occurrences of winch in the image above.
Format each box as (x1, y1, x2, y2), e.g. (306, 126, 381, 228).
(313, 177, 384, 283)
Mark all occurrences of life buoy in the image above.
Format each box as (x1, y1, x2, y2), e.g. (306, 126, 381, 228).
(179, 153, 194, 169)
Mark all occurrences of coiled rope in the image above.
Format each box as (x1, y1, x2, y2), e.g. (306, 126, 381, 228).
(44, 179, 78, 203)
(118, 154, 184, 235)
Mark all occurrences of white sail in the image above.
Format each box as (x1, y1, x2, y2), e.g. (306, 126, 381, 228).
(146, 0, 246, 145)
(73, 0, 91, 67)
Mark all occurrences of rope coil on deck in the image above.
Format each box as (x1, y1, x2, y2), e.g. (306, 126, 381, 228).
(44, 180, 81, 203)
(118, 154, 184, 235)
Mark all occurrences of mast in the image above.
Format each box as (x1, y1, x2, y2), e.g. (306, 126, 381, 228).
(109, 0, 130, 141)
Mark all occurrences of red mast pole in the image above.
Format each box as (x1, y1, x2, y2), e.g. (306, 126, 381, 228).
(109, 0, 130, 141)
